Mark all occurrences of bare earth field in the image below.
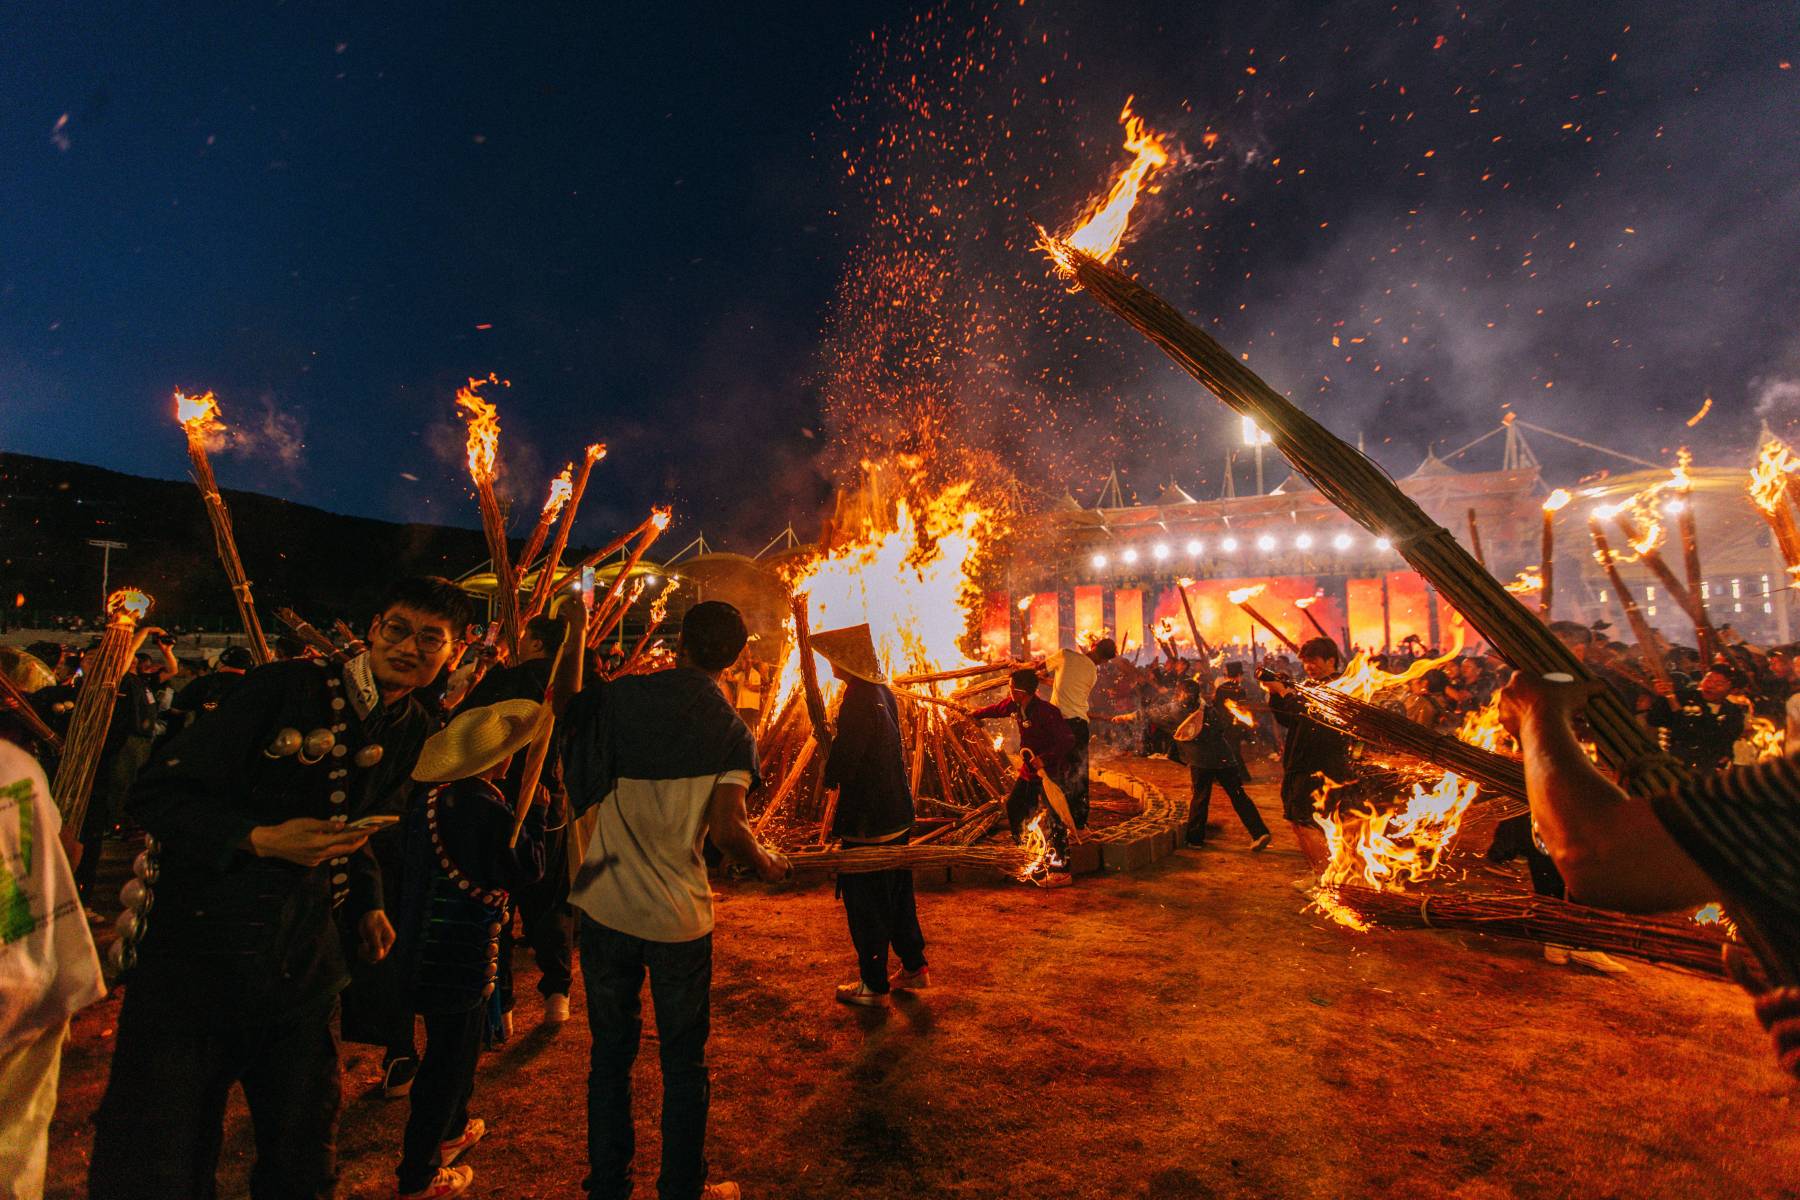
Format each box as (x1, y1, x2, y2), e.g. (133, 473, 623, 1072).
(47, 753, 1800, 1199)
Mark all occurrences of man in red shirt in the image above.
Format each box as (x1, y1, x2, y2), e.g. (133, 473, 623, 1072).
(965, 668, 1076, 886)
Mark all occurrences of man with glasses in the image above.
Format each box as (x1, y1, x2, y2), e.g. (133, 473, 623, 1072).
(90, 577, 472, 1200)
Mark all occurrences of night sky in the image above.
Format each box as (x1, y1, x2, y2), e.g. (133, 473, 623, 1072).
(4, 3, 1797, 550)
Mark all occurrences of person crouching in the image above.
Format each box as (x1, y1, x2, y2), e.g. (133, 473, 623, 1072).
(392, 700, 550, 1199)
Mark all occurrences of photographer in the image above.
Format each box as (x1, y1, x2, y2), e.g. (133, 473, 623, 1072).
(1261, 637, 1360, 883)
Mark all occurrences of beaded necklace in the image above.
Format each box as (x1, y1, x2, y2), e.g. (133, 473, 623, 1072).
(425, 784, 511, 908)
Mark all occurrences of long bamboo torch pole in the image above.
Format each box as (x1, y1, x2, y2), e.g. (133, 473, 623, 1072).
(1673, 454, 1716, 661)
(1466, 507, 1486, 570)
(175, 391, 272, 664)
(1234, 599, 1301, 654)
(1611, 512, 1719, 657)
(524, 443, 607, 620)
(53, 590, 151, 860)
(1045, 244, 1682, 797)
(1174, 579, 1215, 683)
(1539, 490, 1569, 620)
(513, 463, 573, 592)
(1588, 517, 1672, 691)
(456, 378, 520, 657)
(1295, 601, 1331, 642)
(587, 509, 670, 641)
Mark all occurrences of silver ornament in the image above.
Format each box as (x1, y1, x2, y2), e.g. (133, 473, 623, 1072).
(131, 850, 159, 883)
(119, 877, 148, 911)
(113, 908, 138, 941)
(302, 728, 337, 760)
(264, 728, 303, 758)
(355, 744, 385, 768)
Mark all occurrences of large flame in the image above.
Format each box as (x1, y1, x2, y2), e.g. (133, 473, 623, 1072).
(1325, 623, 1466, 702)
(174, 388, 224, 439)
(455, 374, 507, 484)
(1454, 694, 1513, 754)
(1504, 568, 1544, 596)
(650, 506, 673, 532)
(1542, 488, 1572, 513)
(1747, 715, 1785, 761)
(1223, 698, 1256, 727)
(1314, 770, 1480, 895)
(1749, 438, 1800, 515)
(1227, 584, 1267, 605)
(773, 478, 996, 715)
(107, 588, 153, 622)
(1040, 100, 1171, 275)
(543, 464, 574, 519)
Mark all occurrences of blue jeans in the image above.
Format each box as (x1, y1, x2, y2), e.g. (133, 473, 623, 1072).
(579, 915, 713, 1200)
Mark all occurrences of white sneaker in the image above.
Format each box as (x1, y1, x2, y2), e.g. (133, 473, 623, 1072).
(701, 1184, 741, 1200)
(544, 993, 571, 1025)
(1568, 948, 1630, 975)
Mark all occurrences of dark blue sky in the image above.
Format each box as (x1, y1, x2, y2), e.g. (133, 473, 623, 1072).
(4, 2, 1798, 550)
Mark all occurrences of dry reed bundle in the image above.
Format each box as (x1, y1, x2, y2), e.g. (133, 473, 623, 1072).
(52, 590, 150, 841)
(1049, 246, 1684, 798)
(1610, 511, 1719, 657)
(587, 509, 671, 643)
(524, 442, 606, 619)
(789, 843, 1030, 875)
(1299, 686, 1525, 805)
(513, 464, 573, 593)
(176, 392, 272, 664)
(1320, 885, 1729, 975)
(273, 607, 343, 659)
(1675, 479, 1717, 661)
(0, 670, 61, 751)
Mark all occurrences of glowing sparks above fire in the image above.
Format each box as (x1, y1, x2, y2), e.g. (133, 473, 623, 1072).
(1039, 100, 1171, 276)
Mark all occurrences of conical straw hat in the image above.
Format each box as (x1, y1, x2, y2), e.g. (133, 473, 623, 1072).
(810, 623, 887, 685)
(413, 699, 543, 783)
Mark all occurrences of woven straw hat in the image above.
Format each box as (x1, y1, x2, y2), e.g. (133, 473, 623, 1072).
(412, 699, 543, 783)
(0, 646, 55, 693)
(810, 623, 887, 685)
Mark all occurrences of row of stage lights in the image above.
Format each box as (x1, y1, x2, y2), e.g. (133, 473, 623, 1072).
(1090, 532, 1395, 571)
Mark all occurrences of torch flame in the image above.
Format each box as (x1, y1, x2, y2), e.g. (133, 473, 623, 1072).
(1227, 584, 1266, 605)
(1747, 715, 1785, 761)
(455, 375, 507, 484)
(1504, 568, 1544, 596)
(1454, 695, 1513, 754)
(1176, 576, 1196, 589)
(543, 464, 574, 519)
(1223, 698, 1255, 727)
(1326, 623, 1466, 702)
(1542, 488, 1572, 513)
(1017, 595, 1035, 613)
(1294, 595, 1318, 610)
(1040, 100, 1171, 275)
(586, 442, 608, 465)
(1672, 447, 1693, 493)
(1749, 438, 1800, 514)
(174, 388, 223, 438)
(107, 588, 153, 623)
(650, 506, 672, 532)
(648, 579, 679, 626)
(1314, 770, 1480, 895)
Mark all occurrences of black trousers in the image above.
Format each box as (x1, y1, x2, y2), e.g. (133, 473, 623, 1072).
(1005, 776, 1071, 865)
(1187, 764, 1270, 843)
(397, 1007, 484, 1191)
(89, 990, 340, 1200)
(578, 916, 712, 1200)
(839, 861, 927, 992)
(499, 822, 575, 1008)
(1065, 718, 1091, 828)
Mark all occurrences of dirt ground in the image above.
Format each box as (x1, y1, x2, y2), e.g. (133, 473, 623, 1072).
(46, 752, 1800, 1200)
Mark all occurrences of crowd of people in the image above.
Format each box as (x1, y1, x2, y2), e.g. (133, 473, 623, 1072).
(2, 588, 1799, 1199)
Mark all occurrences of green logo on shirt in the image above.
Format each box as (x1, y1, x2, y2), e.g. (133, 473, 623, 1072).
(1, 776, 39, 944)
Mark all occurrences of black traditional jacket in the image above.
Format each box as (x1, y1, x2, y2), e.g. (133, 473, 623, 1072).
(823, 678, 914, 843)
(126, 656, 432, 1025)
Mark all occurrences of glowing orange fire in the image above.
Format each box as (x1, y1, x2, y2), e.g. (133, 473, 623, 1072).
(542, 464, 574, 519)
(1294, 595, 1318, 610)
(1226, 584, 1267, 605)
(586, 442, 608, 465)
(1749, 438, 1800, 514)
(107, 588, 153, 623)
(1503, 568, 1544, 596)
(650, 506, 673, 532)
(174, 388, 223, 438)
(1454, 694, 1513, 754)
(1314, 770, 1480, 894)
(1542, 488, 1572, 514)
(455, 374, 507, 483)
(1747, 716, 1784, 761)
(1040, 100, 1171, 275)
(772, 478, 996, 716)
(1326, 623, 1466, 702)
(1223, 698, 1255, 727)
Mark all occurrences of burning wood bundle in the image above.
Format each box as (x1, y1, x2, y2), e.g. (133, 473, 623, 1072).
(523, 442, 607, 621)
(1227, 584, 1301, 653)
(749, 470, 1013, 845)
(1314, 885, 1731, 976)
(52, 590, 152, 846)
(1035, 112, 1685, 800)
(175, 390, 272, 664)
(1299, 684, 1525, 815)
(1749, 437, 1800, 576)
(456, 375, 521, 654)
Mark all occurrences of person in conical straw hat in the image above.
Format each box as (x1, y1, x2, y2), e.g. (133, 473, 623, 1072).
(389, 698, 552, 1200)
(812, 624, 930, 1008)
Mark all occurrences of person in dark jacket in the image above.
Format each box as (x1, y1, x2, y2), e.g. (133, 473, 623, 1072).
(1171, 679, 1273, 850)
(465, 613, 578, 1030)
(1647, 667, 1745, 773)
(88, 576, 469, 1200)
(391, 699, 550, 1200)
(1264, 637, 1361, 879)
(812, 624, 927, 1008)
(965, 667, 1077, 886)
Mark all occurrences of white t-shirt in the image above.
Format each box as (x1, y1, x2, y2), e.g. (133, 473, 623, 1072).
(0, 742, 105, 1051)
(1046, 649, 1098, 723)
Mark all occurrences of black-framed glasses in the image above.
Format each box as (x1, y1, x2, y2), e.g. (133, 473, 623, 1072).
(374, 618, 451, 654)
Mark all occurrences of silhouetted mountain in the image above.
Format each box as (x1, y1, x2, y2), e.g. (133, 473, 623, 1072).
(0, 453, 533, 627)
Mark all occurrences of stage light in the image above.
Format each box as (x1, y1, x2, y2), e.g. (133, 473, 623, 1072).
(1123, 548, 1140, 565)
(1186, 539, 1203, 555)
(1153, 543, 1170, 561)
(1240, 416, 1272, 446)
(1256, 534, 1277, 553)
(1374, 536, 1393, 552)
(1091, 553, 1108, 569)
(1332, 533, 1353, 551)
(1220, 536, 1239, 552)
(1294, 533, 1314, 550)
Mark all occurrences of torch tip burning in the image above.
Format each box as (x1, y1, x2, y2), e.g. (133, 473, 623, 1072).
(1227, 584, 1266, 605)
(650, 506, 673, 532)
(174, 388, 223, 436)
(1542, 488, 1572, 513)
(1040, 99, 1172, 277)
(107, 588, 154, 622)
(454, 374, 507, 484)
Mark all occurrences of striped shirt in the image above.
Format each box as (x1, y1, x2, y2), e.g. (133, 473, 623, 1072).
(1651, 755, 1800, 985)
